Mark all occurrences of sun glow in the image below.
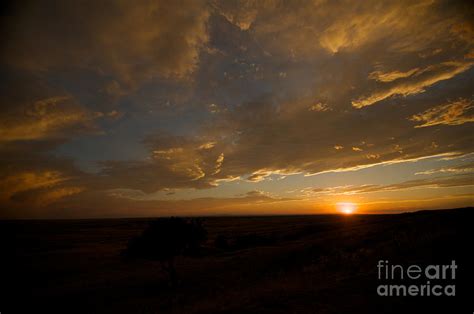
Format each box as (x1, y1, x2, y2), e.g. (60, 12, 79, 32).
(336, 202, 357, 215)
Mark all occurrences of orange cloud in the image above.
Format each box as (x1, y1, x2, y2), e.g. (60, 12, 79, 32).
(0, 171, 65, 200)
(34, 186, 84, 206)
(0, 96, 99, 142)
(0, 170, 83, 208)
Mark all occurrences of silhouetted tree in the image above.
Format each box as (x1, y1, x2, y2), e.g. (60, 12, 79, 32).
(123, 217, 207, 285)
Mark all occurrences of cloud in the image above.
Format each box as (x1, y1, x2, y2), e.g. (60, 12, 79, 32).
(238, 0, 474, 59)
(0, 134, 90, 211)
(0, 95, 99, 142)
(213, 153, 225, 174)
(317, 1, 432, 54)
(308, 102, 330, 112)
(2, 0, 210, 85)
(190, 85, 473, 184)
(0, 171, 65, 200)
(415, 162, 474, 175)
(199, 141, 217, 150)
(93, 134, 229, 192)
(246, 168, 299, 182)
(366, 154, 381, 160)
(368, 68, 421, 82)
(309, 173, 474, 196)
(0, 169, 83, 207)
(352, 61, 473, 108)
(32, 187, 84, 206)
(211, 0, 259, 31)
(62, 187, 292, 218)
(246, 169, 272, 182)
(304, 153, 463, 176)
(410, 98, 474, 128)
(243, 190, 266, 197)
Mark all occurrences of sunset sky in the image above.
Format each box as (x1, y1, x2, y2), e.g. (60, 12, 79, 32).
(1, 0, 473, 218)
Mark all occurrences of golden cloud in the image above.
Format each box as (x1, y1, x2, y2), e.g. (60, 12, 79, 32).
(308, 103, 330, 112)
(410, 98, 474, 128)
(368, 68, 420, 82)
(213, 153, 225, 175)
(353, 61, 473, 108)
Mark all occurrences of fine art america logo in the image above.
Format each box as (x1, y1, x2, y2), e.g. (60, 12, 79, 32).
(377, 260, 457, 297)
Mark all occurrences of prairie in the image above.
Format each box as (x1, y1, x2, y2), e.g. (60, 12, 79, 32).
(2, 208, 472, 313)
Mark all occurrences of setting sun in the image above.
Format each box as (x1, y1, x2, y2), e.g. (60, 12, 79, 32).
(336, 202, 357, 215)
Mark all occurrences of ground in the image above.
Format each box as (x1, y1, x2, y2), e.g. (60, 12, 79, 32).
(1, 208, 472, 313)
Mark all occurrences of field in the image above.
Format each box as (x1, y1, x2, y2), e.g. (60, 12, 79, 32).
(2, 208, 472, 313)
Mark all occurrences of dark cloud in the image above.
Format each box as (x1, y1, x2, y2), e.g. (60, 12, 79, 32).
(2, 0, 210, 86)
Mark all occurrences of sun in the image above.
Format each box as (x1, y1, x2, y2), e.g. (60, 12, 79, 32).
(336, 202, 357, 215)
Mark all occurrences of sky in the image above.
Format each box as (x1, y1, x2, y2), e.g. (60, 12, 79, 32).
(0, 0, 473, 219)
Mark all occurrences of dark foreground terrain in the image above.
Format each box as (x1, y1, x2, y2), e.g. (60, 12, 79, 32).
(1, 208, 473, 313)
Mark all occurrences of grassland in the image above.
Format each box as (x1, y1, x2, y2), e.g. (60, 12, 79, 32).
(1, 208, 472, 313)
